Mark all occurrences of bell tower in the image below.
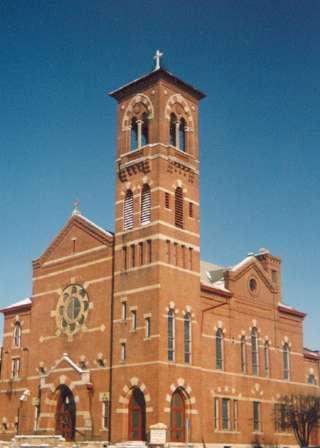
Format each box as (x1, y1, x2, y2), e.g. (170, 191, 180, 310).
(109, 54, 205, 442)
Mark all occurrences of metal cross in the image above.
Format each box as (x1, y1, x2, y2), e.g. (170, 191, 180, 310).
(153, 50, 163, 70)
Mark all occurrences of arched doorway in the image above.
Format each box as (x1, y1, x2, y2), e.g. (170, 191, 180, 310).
(55, 385, 76, 441)
(170, 388, 186, 442)
(128, 387, 146, 441)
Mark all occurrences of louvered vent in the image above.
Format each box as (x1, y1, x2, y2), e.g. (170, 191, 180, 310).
(141, 184, 151, 225)
(175, 187, 184, 228)
(123, 190, 133, 230)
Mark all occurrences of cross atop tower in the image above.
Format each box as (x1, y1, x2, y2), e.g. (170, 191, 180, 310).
(153, 50, 163, 71)
(72, 199, 81, 216)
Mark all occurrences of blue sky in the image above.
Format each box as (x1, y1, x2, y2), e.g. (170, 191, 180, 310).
(1, 0, 319, 349)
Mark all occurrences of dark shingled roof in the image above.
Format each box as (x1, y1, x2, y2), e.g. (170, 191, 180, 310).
(109, 67, 206, 101)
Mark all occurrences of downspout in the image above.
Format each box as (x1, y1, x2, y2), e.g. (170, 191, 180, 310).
(200, 301, 229, 333)
(108, 233, 116, 443)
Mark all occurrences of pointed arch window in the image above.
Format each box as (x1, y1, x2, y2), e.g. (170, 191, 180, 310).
(179, 117, 186, 152)
(251, 328, 259, 375)
(169, 113, 177, 146)
(240, 335, 246, 373)
(184, 313, 191, 364)
(264, 341, 270, 377)
(131, 117, 138, 150)
(168, 310, 175, 361)
(124, 190, 134, 231)
(216, 328, 223, 369)
(130, 113, 149, 151)
(141, 184, 151, 225)
(307, 374, 316, 385)
(13, 322, 22, 348)
(175, 187, 184, 228)
(141, 112, 149, 146)
(283, 343, 290, 380)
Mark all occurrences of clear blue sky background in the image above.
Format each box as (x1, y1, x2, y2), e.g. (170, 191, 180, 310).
(1, 0, 319, 349)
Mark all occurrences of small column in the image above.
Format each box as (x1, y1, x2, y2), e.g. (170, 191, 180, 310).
(175, 120, 180, 149)
(137, 120, 142, 148)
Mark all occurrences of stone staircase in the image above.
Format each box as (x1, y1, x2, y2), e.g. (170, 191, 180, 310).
(0, 437, 160, 448)
(0, 436, 110, 448)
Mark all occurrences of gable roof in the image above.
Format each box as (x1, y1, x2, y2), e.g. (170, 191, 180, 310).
(0, 297, 32, 314)
(109, 67, 206, 101)
(33, 212, 114, 268)
(200, 253, 274, 296)
(200, 260, 231, 295)
(228, 254, 276, 292)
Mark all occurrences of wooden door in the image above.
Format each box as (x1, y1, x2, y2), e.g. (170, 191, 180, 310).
(171, 389, 185, 442)
(128, 388, 146, 441)
(55, 385, 76, 441)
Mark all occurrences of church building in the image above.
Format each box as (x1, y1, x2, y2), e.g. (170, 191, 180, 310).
(0, 55, 319, 447)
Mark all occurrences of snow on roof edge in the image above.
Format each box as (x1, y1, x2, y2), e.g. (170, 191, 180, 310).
(231, 255, 256, 272)
(1, 297, 32, 312)
(76, 213, 113, 238)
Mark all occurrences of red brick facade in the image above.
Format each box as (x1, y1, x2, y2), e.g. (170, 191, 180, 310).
(0, 65, 319, 446)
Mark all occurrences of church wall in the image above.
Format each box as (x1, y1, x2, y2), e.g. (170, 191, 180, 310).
(0, 218, 114, 440)
(0, 65, 318, 445)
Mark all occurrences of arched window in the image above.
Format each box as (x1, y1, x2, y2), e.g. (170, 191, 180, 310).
(240, 335, 246, 373)
(179, 117, 186, 151)
(184, 313, 191, 364)
(169, 113, 177, 146)
(168, 310, 175, 361)
(307, 374, 316, 385)
(141, 112, 149, 146)
(264, 341, 270, 377)
(216, 328, 223, 369)
(170, 388, 186, 442)
(128, 387, 146, 441)
(175, 187, 184, 228)
(131, 117, 138, 150)
(283, 343, 290, 380)
(251, 328, 259, 375)
(13, 322, 21, 348)
(124, 190, 134, 231)
(141, 184, 151, 225)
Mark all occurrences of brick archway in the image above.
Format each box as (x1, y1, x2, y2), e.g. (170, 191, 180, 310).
(118, 377, 151, 410)
(117, 377, 152, 441)
(165, 378, 196, 442)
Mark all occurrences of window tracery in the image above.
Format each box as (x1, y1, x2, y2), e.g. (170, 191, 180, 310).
(165, 94, 194, 153)
(122, 94, 153, 151)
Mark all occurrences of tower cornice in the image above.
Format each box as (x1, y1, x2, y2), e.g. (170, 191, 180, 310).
(109, 68, 206, 102)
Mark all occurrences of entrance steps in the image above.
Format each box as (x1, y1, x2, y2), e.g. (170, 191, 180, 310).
(11, 435, 65, 448)
(114, 442, 147, 448)
(4, 437, 110, 448)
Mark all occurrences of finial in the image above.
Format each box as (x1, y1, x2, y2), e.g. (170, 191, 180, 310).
(72, 200, 81, 216)
(153, 50, 163, 71)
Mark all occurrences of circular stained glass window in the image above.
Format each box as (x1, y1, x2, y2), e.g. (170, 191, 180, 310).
(56, 284, 90, 336)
